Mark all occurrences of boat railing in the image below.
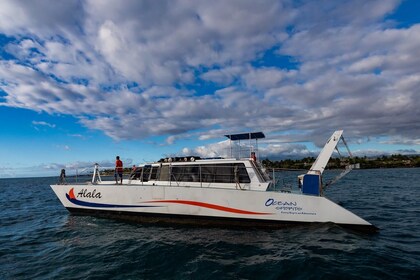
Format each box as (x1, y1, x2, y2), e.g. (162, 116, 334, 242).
(55, 165, 129, 185)
(55, 171, 94, 185)
(253, 160, 271, 182)
(249, 160, 263, 183)
(57, 163, 271, 189)
(265, 168, 308, 193)
(127, 163, 259, 188)
(56, 164, 308, 194)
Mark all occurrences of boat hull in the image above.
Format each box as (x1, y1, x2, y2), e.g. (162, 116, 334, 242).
(65, 207, 377, 232)
(50, 183, 378, 232)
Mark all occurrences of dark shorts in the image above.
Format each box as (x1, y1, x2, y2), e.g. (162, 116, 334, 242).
(114, 171, 123, 178)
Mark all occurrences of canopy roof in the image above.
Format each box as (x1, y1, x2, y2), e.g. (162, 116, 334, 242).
(224, 132, 265, 141)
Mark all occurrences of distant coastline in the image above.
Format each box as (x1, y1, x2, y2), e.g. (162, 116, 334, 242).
(1, 155, 419, 180)
(262, 154, 420, 170)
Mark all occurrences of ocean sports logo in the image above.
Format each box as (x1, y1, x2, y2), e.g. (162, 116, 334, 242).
(66, 188, 271, 215)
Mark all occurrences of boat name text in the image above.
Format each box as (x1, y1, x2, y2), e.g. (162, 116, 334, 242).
(77, 189, 102, 199)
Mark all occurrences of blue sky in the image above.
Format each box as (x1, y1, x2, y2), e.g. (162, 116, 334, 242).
(1, 0, 419, 178)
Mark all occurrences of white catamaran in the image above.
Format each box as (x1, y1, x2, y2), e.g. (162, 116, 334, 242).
(50, 130, 378, 232)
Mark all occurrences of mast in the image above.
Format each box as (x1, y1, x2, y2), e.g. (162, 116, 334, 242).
(307, 130, 343, 175)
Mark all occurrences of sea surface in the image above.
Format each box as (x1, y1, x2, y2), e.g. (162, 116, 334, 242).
(0, 168, 419, 279)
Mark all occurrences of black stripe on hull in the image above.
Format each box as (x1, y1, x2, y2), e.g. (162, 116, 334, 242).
(66, 207, 379, 233)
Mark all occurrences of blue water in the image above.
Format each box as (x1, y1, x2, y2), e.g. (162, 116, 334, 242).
(1, 168, 419, 279)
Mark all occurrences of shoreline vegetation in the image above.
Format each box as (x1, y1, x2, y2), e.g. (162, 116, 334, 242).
(262, 154, 420, 170)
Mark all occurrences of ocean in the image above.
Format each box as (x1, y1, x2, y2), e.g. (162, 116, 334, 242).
(0, 168, 419, 279)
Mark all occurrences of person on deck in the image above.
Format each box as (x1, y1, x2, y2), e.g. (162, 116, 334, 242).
(115, 156, 123, 184)
(59, 169, 66, 184)
(129, 165, 137, 179)
(250, 152, 257, 161)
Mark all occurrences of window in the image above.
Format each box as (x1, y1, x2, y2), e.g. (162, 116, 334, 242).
(159, 165, 170, 181)
(170, 165, 199, 182)
(141, 165, 152, 181)
(150, 166, 159, 180)
(234, 163, 251, 183)
(156, 163, 250, 184)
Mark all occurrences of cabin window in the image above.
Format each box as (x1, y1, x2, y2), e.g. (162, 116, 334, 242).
(131, 167, 142, 180)
(171, 166, 184, 181)
(214, 165, 232, 183)
(171, 165, 200, 182)
(200, 165, 215, 183)
(210, 164, 250, 183)
(141, 165, 152, 181)
(150, 167, 159, 180)
(234, 163, 251, 183)
(159, 165, 170, 181)
(158, 163, 250, 184)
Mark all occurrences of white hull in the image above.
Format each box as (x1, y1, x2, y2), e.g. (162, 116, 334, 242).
(50, 182, 377, 231)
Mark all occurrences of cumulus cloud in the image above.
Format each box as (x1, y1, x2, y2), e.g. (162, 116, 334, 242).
(381, 137, 420, 146)
(0, 0, 418, 159)
(179, 138, 315, 160)
(181, 140, 231, 158)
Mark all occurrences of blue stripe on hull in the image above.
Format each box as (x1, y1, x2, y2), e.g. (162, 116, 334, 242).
(65, 194, 160, 208)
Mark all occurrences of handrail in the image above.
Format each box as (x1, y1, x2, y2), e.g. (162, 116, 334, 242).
(57, 163, 264, 187)
(121, 163, 255, 186)
(250, 160, 264, 182)
(255, 161, 271, 181)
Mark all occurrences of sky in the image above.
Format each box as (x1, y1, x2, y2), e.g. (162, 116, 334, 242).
(0, 0, 419, 178)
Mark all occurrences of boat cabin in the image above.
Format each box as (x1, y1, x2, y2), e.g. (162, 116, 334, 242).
(128, 132, 270, 191)
(129, 158, 271, 191)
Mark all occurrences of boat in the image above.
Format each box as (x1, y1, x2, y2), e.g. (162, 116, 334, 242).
(50, 130, 378, 232)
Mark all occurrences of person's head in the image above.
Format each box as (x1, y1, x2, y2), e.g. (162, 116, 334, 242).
(116, 156, 120, 160)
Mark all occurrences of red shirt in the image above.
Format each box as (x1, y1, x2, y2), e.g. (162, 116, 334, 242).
(115, 159, 123, 172)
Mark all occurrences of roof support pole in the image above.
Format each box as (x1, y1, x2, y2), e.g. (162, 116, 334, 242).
(249, 132, 252, 157)
(239, 139, 241, 159)
(229, 135, 232, 158)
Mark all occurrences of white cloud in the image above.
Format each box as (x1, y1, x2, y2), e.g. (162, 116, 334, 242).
(201, 66, 244, 85)
(348, 55, 386, 73)
(0, 0, 83, 35)
(32, 121, 56, 128)
(381, 137, 420, 146)
(0, 0, 418, 150)
(183, 140, 231, 158)
(243, 67, 297, 89)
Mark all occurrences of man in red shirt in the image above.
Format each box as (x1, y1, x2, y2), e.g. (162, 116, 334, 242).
(115, 156, 123, 184)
